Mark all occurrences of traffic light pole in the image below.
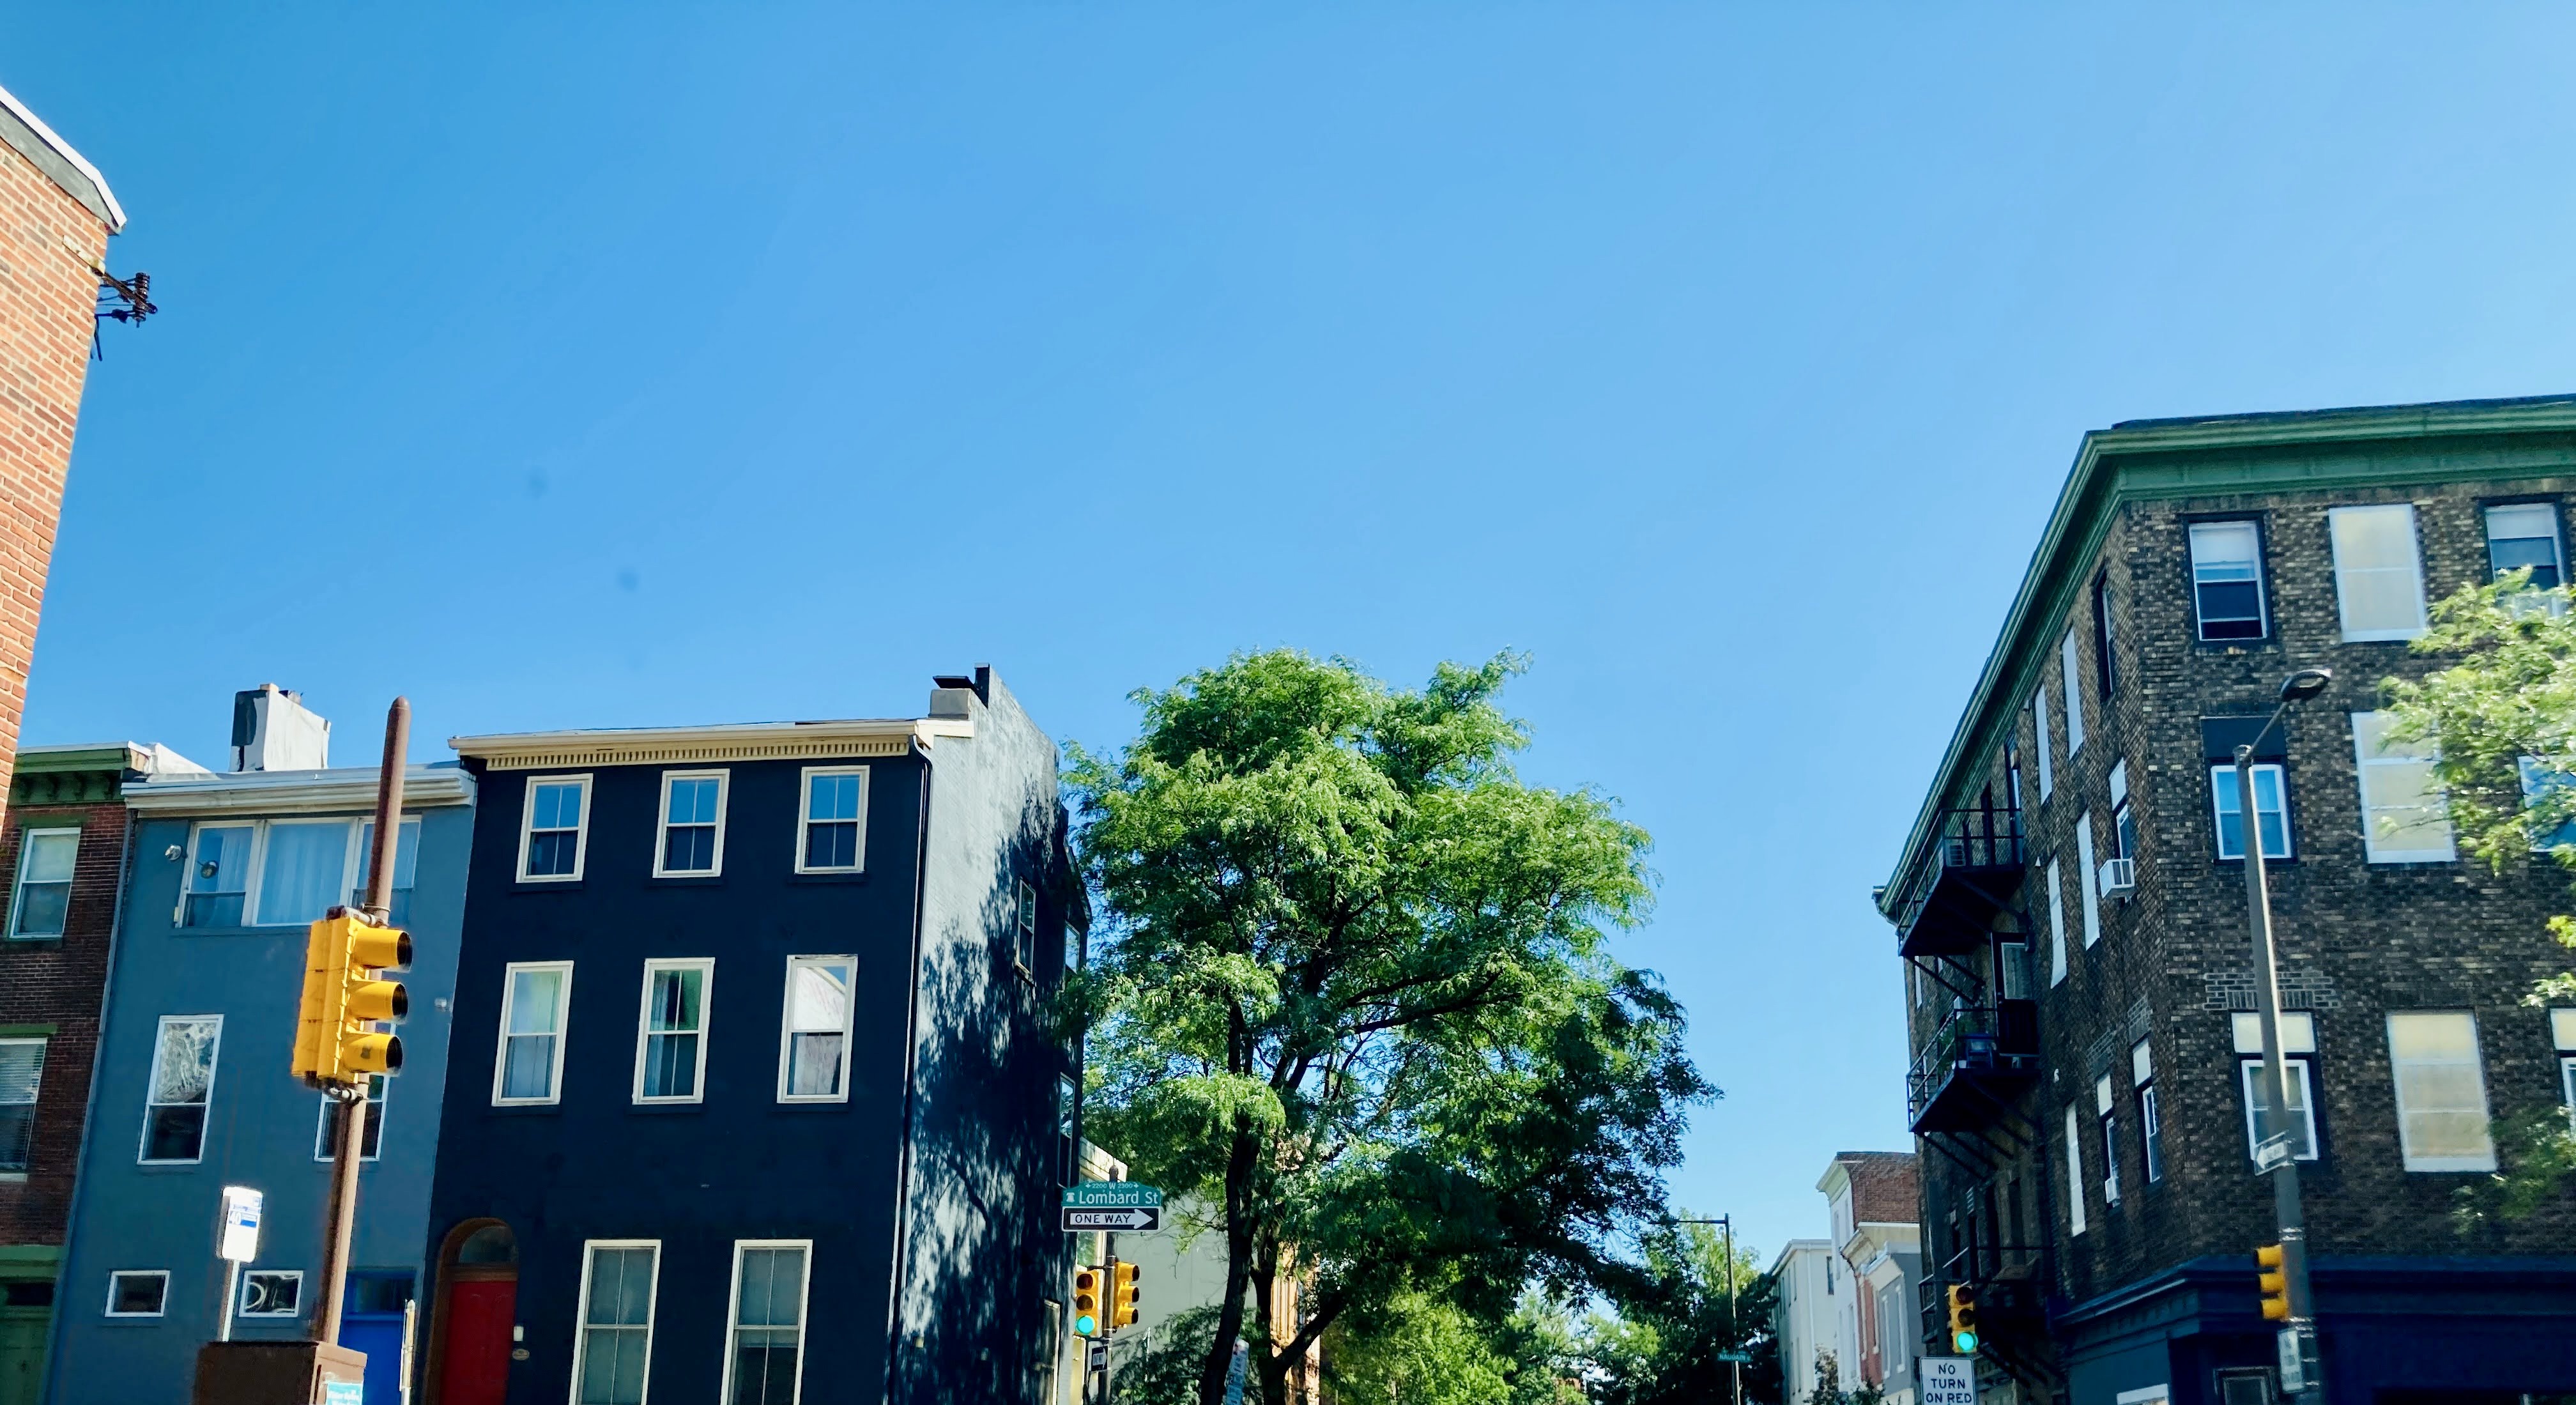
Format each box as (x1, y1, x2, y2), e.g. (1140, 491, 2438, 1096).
(2237, 740, 2322, 1401)
(314, 698, 407, 1347)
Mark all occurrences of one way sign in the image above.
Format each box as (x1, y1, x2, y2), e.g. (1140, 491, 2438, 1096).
(1062, 1206, 1162, 1233)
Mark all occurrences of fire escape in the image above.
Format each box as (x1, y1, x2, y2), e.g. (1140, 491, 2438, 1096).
(1892, 797, 2062, 1395)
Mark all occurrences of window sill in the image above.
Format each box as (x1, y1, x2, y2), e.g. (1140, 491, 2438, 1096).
(786, 870, 868, 886)
(0, 1172, 27, 1183)
(627, 1101, 708, 1114)
(510, 880, 583, 892)
(3, 935, 64, 946)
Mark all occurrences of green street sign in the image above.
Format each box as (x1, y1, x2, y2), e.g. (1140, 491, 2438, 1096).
(1715, 1352, 1752, 1364)
(1064, 1183, 1164, 1209)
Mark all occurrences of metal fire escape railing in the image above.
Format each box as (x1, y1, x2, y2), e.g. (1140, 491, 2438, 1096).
(1890, 799, 2024, 944)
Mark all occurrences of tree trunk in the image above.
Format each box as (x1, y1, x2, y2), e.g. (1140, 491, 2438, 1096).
(1197, 1125, 1262, 1405)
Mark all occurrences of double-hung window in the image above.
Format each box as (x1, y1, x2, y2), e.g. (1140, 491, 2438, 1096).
(656, 772, 726, 877)
(314, 1075, 387, 1160)
(796, 768, 866, 873)
(572, 1241, 659, 1405)
(2189, 521, 2268, 640)
(2351, 711, 2455, 863)
(2095, 1075, 2120, 1206)
(180, 820, 405, 928)
(2032, 691, 2055, 800)
(778, 957, 854, 1102)
(2133, 1039, 2162, 1185)
(2109, 761, 2136, 864)
(2076, 815, 2101, 948)
(635, 960, 713, 1103)
(2387, 1011, 2496, 1172)
(724, 1241, 811, 1404)
(2060, 629, 2085, 755)
(1014, 880, 1039, 972)
(10, 829, 77, 937)
(351, 820, 422, 926)
(519, 776, 590, 882)
(0, 1037, 43, 1172)
(141, 1015, 222, 1163)
(2327, 503, 2430, 641)
(2234, 1011, 2319, 1162)
(2209, 764, 2290, 861)
(2487, 502, 2566, 591)
(2092, 572, 2118, 699)
(2045, 857, 2067, 986)
(181, 825, 254, 926)
(494, 963, 573, 1105)
(2553, 1009, 2576, 1133)
(2518, 758, 2576, 851)
(2063, 1104, 2087, 1235)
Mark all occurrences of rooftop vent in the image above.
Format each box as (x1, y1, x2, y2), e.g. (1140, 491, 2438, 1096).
(230, 684, 330, 772)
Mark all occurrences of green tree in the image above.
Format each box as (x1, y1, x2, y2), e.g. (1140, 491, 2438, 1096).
(1066, 650, 1712, 1405)
(1581, 1221, 1778, 1405)
(2381, 574, 2576, 1213)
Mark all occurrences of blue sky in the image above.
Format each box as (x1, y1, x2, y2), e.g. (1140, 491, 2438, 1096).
(17, 4, 2576, 1259)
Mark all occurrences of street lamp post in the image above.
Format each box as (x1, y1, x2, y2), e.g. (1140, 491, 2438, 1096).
(2235, 667, 2331, 1402)
(1676, 1215, 1740, 1405)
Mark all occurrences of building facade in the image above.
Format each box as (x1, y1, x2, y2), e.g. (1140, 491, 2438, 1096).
(0, 83, 126, 813)
(421, 667, 1075, 1405)
(0, 743, 200, 1405)
(1770, 1240, 1837, 1405)
(1821, 1152, 1922, 1405)
(45, 693, 473, 1405)
(1880, 396, 2576, 1405)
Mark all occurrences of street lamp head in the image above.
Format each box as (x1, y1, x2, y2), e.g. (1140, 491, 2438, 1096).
(2278, 668, 2333, 703)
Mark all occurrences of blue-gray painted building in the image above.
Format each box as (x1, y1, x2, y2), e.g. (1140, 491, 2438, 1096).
(47, 690, 475, 1405)
(422, 667, 1075, 1405)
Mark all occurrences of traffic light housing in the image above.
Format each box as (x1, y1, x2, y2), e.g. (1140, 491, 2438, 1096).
(1071, 1265, 1103, 1337)
(2256, 1243, 2290, 1321)
(1945, 1283, 1979, 1353)
(293, 912, 412, 1089)
(1111, 1259, 1141, 1328)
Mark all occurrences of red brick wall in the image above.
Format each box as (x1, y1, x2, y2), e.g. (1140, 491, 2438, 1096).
(0, 137, 112, 812)
(0, 801, 127, 1244)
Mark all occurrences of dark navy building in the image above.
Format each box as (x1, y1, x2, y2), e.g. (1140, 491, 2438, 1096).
(422, 669, 1076, 1405)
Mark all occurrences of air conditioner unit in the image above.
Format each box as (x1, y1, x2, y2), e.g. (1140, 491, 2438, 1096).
(2098, 857, 2136, 896)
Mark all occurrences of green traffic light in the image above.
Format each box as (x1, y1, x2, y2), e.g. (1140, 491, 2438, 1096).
(1076, 1314, 1099, 1337)
(1953, 1330, 1977, 1353)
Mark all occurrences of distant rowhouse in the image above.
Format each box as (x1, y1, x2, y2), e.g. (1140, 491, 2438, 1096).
(421, 667, 1077, 1405)
(1879, 396, 2576, 1405)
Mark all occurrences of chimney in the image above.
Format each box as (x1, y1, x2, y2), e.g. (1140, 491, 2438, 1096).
(230, 684, 330, 772)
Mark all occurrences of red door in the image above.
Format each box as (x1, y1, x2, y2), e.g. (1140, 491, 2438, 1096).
(441, 1278, 516, 1405)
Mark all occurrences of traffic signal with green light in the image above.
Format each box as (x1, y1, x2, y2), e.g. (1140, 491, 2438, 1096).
(293, 912, 412, 1089)
(1111, 1260, 1141, 1328)
(1945, 1283, 1979, 1353)
(2256, 1243, 2290, 1321)
(1071, 1265, 1103, 1337)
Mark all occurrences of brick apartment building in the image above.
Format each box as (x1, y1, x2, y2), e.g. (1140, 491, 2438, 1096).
(0, 743, 199, 1405)
(0, 82, 125, 813)
(1879, 396, 2576, 1405)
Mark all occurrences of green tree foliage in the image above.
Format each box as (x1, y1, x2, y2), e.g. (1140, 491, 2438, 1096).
(2381, 574, 2576, 1211)
(1066, 650, 1712, 1405)
(1581, 1220, 1779, 1405)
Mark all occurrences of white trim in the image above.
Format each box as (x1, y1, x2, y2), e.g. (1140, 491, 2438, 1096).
(721, 1240, 814, 1405)
(2032, 689, 2054, 798)
(2060, 627, 2085, 755)
(493, 962, 575, 1107)
(792, 766, 870, 875)
(138, 1014, 222, 1165)
(2239, 1057, 2320, 1163)
(0, 81, 126, 231)
(2064, 1103, 2086, 1235)
(2387, 1010, 2498, 1172)
(776, 956, 857, 1103)
(570, 1240, 662, 1405)
(2327, 503, 2430, 641)
(2113, 1388, 2171, 1405)
(518, 775, 592, 884)
(652, 771, 730, 879)
(103, 1270, 168, 1318)
(2076, 815, 2101, 948)
(633, 959, 716, 1105)
(452, 718, 970, 771)
(8, 825, 80, 938)
(123, 766, 473, 815)
(239, 1268, 304, 1317)
(2046, 857, 2067, 986)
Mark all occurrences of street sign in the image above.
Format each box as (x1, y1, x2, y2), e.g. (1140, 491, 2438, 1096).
(2278, 1323, 2318, 1393)
(1715, 1351, 1751, 1364)
(217, 1186, 263, 1263)
(1061, 1206, 1163, 1233)
(2255, 1132, 2295, 1172)
(1064, 1182, 1164, 1209)
(1088, 1339, 1108, 1372)
(1919, 1356, 1976, 1405)
(323, 1383, 362, 1405)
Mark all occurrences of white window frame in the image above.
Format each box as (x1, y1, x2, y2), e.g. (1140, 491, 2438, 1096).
(2076, 814, 2101, 949)
(518, 774, 593, 884)
(652, 770, 730, 879)
(1014, 880, 1039, 973)
(9, 827, 80, 939)
(2486, 500, 2566, 590)
(2033, 691, 2054, 799)
(2096, 1075, 2120, 1206)
(103, 1270, 169, 1318)
(174, 819, 382, 928)
(2133, 1039, 2162, 1185)
(793, 766, 869, 875)
(571, 1239, 661, 1405)
(0, 1035, 44, 1173)
(2387, 1010, 2498, 1172)
(2064, 1103, 2086, 1235)
(2556, 1010, 2576, 1133)
(634, 958, 716, 1105)
(493, 962, 575, 1107)
(312, 1075, 387, 1162)
(2232, 1011, 2320, 1163)
(239, 1268, 304, 1318)
(2189, 519, 2270, 641)
(2327, 503, 2430, 642)
(776, 956, 857, 1105)
(721, 1239, 814, 1405)
(138, 1014, 222, 1165)
(175, 822, 255, 927)
(2060, 629, 2085, 755)
(2209, 764, 2292, 861)
(2045, 857, 2067, 987)
(2351, 711, 2457, 863)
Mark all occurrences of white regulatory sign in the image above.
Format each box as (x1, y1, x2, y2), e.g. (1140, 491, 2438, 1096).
(1919, 1355, 1976, 1405)
(217, 1186, 263, 1264)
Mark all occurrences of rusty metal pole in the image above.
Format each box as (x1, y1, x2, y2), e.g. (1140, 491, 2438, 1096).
(314, 698, 407, 1346)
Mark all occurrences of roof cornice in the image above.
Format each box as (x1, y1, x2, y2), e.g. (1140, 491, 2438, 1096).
(1879, 394, 2576, 912)
(448, 718, 972, 771)
(0, 82, 124, 232)
(125, 766, 476, 816)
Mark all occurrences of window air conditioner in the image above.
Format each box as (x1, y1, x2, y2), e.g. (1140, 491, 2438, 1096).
(2098, 857, 2136, 896)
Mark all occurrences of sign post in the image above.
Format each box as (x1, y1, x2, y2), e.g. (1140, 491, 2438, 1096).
(1919, 1356, 1976, 1405)
(215, 1187, 263, 1344)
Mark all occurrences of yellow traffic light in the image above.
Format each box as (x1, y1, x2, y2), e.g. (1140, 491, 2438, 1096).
(1111, 1260, 1141, 1328)
(293, 912, 411, 1089)
(1072, 1265, 1103, 1337)
(2256, 1243, 2290, 1321)
(1945, 1283, 1979, 1353)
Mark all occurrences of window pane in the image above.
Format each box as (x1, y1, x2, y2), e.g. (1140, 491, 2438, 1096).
(509, 971, 564, 1035)
(2388, 1011, 2496, 1169)
(788, 962, 850, 1032)
(788, 1034, 844, 1098)
(185, 826, 253, 926)
(14, 878, 69, 937)
(663, 825, 716, 873)
(668, 779, 719, 825)
(258, 823, 353, 925)
(2488, 504, 2564, 587)
(22, 832, 76, 884)
(648, 969, 702, 1032)
(2328, 505, 2428, 638)
(534, 783, 583, 832)
(111, 1274, 165, 1315)
(151, 1020, 218, 1105)
(809, 774, 860, 822)
(502, 1037, 556, 1101)
(804, 822, 857, 870)
(2242, 1059, 2317, 1158)
(355, 820, 422, 892)
(2354, 712, 2455, 860)
(2191, 522, 2266, 638)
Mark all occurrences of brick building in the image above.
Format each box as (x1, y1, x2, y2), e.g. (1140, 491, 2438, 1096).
(0, 82, 125, 815)
(0, 742, 201, 1405)
(1879, 396, 2576, 1405)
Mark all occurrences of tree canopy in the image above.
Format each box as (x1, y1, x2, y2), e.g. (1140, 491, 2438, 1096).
(1066, 650, 1710, 1405)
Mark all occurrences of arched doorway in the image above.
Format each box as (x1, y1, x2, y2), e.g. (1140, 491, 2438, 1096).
(423, 1220, 517, 1405)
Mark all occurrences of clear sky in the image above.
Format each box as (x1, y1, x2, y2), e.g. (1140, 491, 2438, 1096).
(15, 4, 2576, 1260)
